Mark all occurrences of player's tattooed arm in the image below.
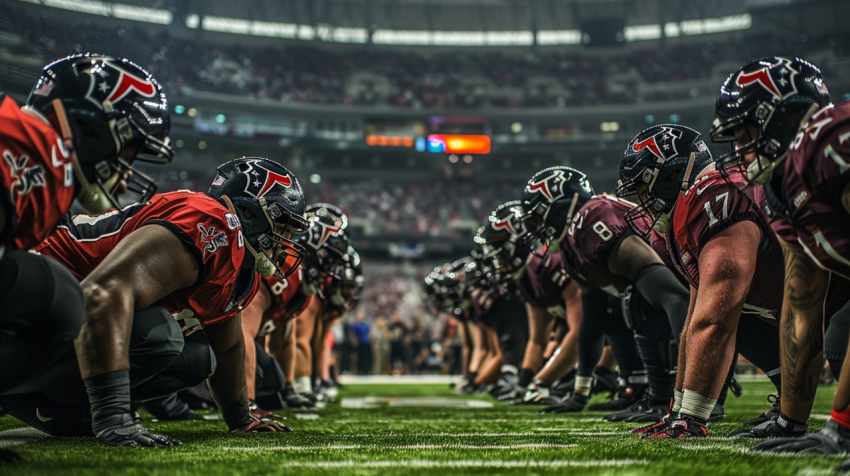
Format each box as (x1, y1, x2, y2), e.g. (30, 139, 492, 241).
(779, 239, 829, 422)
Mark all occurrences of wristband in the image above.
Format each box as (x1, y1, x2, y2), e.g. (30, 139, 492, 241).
(777, 413, 808, 435)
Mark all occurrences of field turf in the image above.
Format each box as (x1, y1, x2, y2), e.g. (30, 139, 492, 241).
(0, 380, 842, 475)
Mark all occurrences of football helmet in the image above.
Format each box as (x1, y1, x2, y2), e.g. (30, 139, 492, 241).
(26, 54, 173, 212)
(474, 200, 529, 282)
(424, 258, 472, 318)
(711, 57, 831, 189)
(296, 209, 349, 299)
(521, 166, 593, 254)
(208, 157, 308, 279)
(616, 125, 713, 238)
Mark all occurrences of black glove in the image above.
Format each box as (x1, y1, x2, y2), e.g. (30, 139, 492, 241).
(231, 416, 293, 433)
(92, 413, 180, 447)
(751, 419, 850, 454)
(728, 412, 807, 439)
(85, 370, 179, 448)
(539, 393, 588, 414)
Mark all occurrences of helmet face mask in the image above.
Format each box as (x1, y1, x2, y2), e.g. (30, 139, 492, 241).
(618, 124, 711, 239)
(27, 54, 174, 213)
(711, 57, 831, 190)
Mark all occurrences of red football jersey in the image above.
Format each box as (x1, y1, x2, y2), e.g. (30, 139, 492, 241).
(779, 101, 850, 279)
(35, 191, 258, 333)
(0, 94, 75, 252)
(671, 170, 783, 322)
(256, 269, 312, 338)
(562, 195, 634, 296)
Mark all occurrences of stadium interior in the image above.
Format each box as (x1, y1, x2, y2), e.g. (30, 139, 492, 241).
(2, 0, 850, 474)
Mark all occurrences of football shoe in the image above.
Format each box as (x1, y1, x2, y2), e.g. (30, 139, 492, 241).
(603, 393, 666, 423)
(538, 393, 588, 414)
(751, 419, 850, 454)
(589, 384, 647, 412)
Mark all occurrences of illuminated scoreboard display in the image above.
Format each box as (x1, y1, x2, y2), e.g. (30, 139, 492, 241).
(416, 134, 491, 154)
(364, 116, 491, 155)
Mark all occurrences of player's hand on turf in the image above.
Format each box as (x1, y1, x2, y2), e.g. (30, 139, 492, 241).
(92, 413, 180, 447)
(232, 416, 293, 433)
(538, 393, 587, 414)
(0, 448, 22, 463)
(751, 420, 850, 454)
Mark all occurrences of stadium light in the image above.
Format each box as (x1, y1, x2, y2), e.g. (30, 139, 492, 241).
(536, 30, 582, 45)
(20, 0, 173, 24)
(187, 108, 197, 118)
(215, 114, 226, 123)
(310, 174, 322, 184)
(174, 105, 185, 115)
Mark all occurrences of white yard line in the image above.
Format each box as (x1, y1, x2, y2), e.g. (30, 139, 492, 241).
(272, 459, 648, 468)
(223, 443, 578, 451)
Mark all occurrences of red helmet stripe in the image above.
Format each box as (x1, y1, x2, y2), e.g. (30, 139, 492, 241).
(528, 180, 554, 200)
(632, 136, 662, 160)
(258, 171, 293, 198)
(736, 68, 781, 97)
(105, 71, 156, 104)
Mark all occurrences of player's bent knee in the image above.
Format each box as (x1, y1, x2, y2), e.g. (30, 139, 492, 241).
(180, 331, 217, 383)
(130, 306, 184, 362)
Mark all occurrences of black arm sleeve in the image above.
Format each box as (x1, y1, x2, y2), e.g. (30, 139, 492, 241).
(577, 289, 607, 376)
(633, 263, 689, 340)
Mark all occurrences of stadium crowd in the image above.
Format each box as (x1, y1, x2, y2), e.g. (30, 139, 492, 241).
(3, 5, 850, 108)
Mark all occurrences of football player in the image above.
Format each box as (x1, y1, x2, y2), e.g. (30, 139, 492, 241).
(476, 201, 624, 405)
(0, 54, 172, 460)
(617, 124, 784, 438)
(709, 57, 850, 458)
(8, 157, 307, 446)
(291, 230, 350, 399)
(519, 167, 690, 423)
(241, 204, 345, 412)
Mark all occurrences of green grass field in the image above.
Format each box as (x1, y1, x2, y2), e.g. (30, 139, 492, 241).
(0, 381, 842, 475)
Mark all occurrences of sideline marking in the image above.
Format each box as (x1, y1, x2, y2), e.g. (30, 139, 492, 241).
(340, 397, 493, 409)
(272, 459, 648, 468)
(224, 443, 579, 451)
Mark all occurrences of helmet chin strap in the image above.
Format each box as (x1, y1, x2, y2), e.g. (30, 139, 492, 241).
(221, 195, 278, 277)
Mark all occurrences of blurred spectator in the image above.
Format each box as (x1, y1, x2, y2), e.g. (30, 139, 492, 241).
(371, 316, 391, 375)
(389, 315, 411, 375)
(349, 312, 372, 375)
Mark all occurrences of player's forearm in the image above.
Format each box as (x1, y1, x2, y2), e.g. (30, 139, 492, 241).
(683, 304, 741, 398)
(536, 328, 578, 384)
(676, 288, 697, 391)
(243, 334, 257, 400)
(780, 248, 829, 422)
(76, 281, 134, 378)
(208, 332, 249, 411)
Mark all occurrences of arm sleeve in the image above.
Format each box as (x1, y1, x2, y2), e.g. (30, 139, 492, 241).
(577, 289, 607, 376)
(632, 263, 689, 340)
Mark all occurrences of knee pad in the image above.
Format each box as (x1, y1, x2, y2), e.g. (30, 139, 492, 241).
(825, 303, 850, 378)
(130, 306, 184, 359)
(179, 331, 217, 384)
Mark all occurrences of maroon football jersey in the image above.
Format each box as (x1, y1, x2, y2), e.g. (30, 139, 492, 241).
(670, 170, 783, 322)
(256, 269, 312, 338)
(35, 191, 259, 334)
(0, 94, 75, 253)
(780, 101, 850, 278)
(515, 249, 571, 319)
(561, 195, 634, 296)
